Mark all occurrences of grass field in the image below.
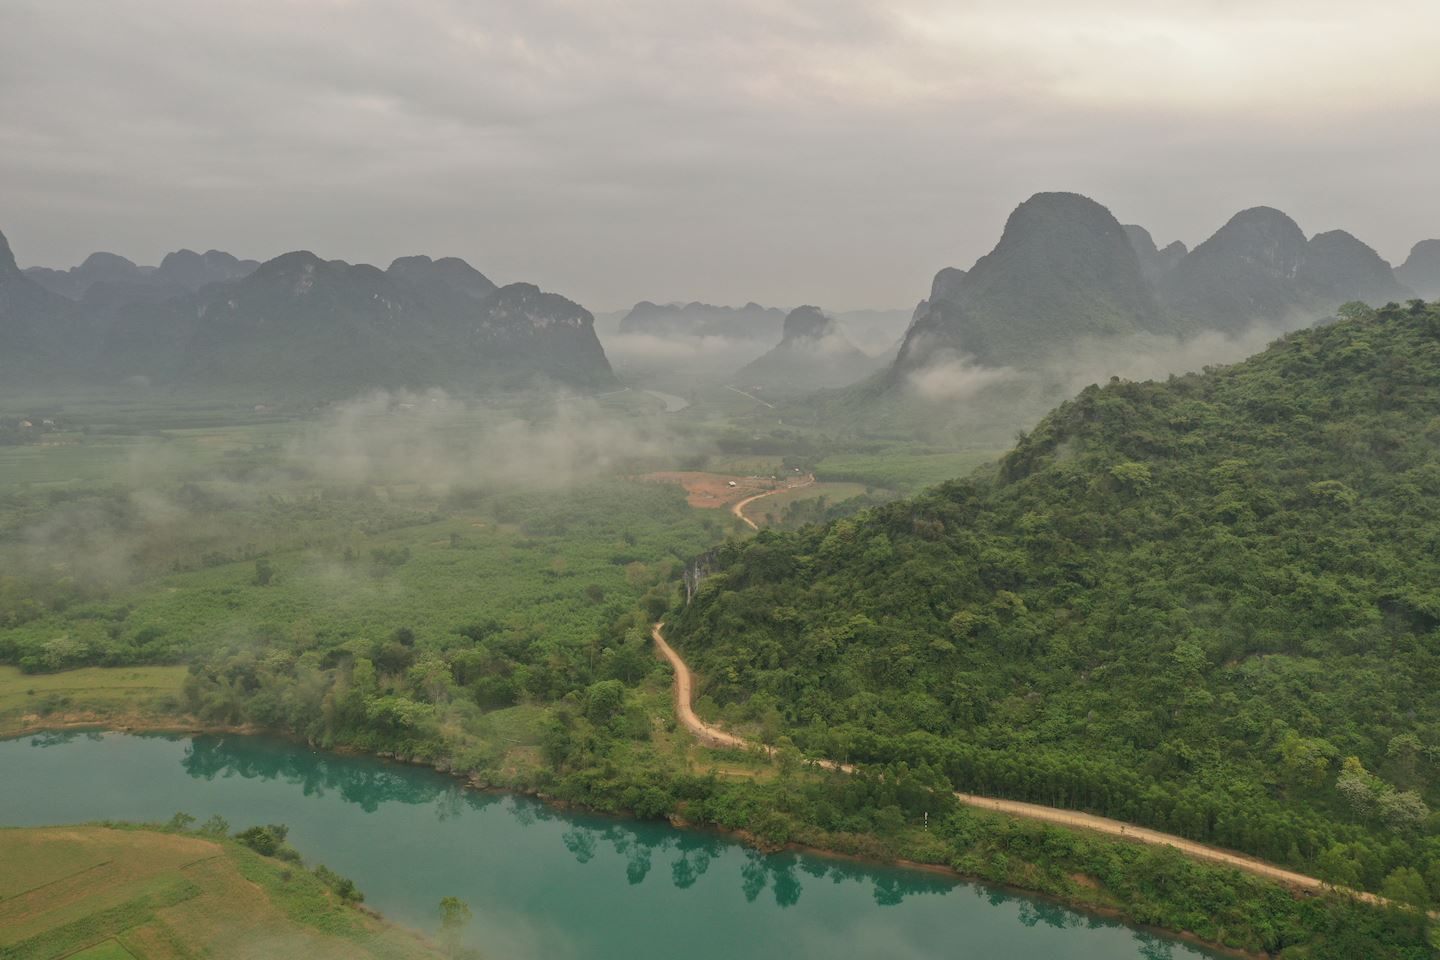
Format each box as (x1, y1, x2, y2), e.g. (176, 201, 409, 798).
(813, 450, 1000, 492)
(0, 825, 445, 960)
(740, 482, 873, 527)
(0, 666, 188, 736)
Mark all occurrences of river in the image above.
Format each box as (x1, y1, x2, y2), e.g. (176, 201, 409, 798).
(0, 731, 1220, 959)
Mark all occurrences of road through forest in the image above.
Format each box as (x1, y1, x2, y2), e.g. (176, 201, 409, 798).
(650, 622, 1386, 904)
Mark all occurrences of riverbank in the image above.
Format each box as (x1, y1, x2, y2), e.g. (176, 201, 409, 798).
(4, 712, 1410, 960)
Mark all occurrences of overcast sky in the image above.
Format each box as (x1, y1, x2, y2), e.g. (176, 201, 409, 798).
(2, 0, 1437, 311)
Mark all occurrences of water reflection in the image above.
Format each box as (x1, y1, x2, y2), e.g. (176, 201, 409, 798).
(27, 729, 108, 748)
(178, 734, 500, 816)
(167, 731, 969, 911)
(4, 731, 1220, 959)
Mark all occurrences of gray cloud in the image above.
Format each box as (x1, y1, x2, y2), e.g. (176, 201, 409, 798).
(2, 0, 1437, 311)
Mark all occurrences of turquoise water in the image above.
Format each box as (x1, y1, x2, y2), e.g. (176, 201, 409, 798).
(0, 731, 1217, 959)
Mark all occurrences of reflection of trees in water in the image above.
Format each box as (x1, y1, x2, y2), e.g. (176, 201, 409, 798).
(545, 812, 957, 910)
(28, 730, 134, 749)
(1133, 932, 1178, 960)
(177, 735, 500, 817)
(1016, 898, 1083, 930)
(669, 833, 719, 891)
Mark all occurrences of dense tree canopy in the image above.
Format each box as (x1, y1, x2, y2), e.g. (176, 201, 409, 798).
(671, 300, 1440, 896)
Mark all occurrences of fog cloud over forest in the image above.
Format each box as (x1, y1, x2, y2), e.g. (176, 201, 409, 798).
(289, 390, 676, 490)
(2, 392, 681, 596)
(901, 319, 1298, 434)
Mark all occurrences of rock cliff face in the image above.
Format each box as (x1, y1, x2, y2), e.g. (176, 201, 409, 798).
(896, 192, 1166, 370)
(734, 305, 880, 394)
(0, 228, 617, 393)
(0, 228, 85, 378)
(1160, 208, 1410, 332)
(892, 193, 1420, 382)
(1397, 240, 1440, 299)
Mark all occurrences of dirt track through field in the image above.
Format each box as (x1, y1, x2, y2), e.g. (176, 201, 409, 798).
(730, 475, 814, 530)
(651, 622, 1391, 905)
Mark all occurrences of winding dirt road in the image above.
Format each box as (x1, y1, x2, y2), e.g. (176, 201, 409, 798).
(730, 475, 815, 530)
(652, 621, 1384, 903)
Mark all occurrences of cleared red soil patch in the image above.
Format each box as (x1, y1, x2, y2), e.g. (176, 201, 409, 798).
(640, 472, 777, 509)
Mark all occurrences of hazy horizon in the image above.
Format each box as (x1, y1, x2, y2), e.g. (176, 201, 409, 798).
(3, 0, 1438, 313)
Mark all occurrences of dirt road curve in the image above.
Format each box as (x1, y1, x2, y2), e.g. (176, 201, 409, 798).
(730, 476, 815, 530)
(651, 622, 1386, 903)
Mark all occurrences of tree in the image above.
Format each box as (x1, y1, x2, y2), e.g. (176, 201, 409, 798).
(165, 811, 197, 832)
(439, 896, 473, 956)
(1381, 866, 1431, 909)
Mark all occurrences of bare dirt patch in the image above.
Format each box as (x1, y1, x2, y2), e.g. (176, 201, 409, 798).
(640, 471, 776, 509)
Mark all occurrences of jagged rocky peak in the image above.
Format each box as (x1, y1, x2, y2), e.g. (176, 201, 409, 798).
(895, 191, 1162, 370)
(1302, 230, 1411, 304)
(387, 255, 497, 301)
(617, 299, 785, 339)
(929, 267, 967, 303)
(1198, 206, 1309, 273)
(156, 248, 259, 290)
(779, 304, 836, 342)
(251, 250, 331, 281)
(76, 252, 143, 283)
(0, 227, 17, 277)
(1158, 240, 1188, 272)
(1397, 239, 1440, 299)
(485, 282, 592, 330)
(1122, 224, 1186, 284)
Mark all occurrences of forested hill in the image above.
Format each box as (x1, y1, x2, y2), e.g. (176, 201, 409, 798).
(670, 299, 1440, 899)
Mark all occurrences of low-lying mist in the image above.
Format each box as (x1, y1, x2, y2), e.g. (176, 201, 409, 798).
(887, 319, 1298, 445)
(0, 391, 685, 603)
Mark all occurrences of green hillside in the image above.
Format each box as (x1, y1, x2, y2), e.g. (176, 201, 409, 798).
(670, 299, 1440, 899)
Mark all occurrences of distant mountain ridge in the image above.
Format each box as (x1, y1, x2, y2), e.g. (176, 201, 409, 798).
(1398, 240, 1440, 299)
(617, 300, 785, 340)
(898, 192, 1170, 370)
(734, 305, 881, 394)
(25, 248, 261, 299)
(0, 227, 615, 393)
(897, 192, 1420, 375)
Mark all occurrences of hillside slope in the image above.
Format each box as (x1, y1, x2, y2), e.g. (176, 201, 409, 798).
(671, 299, 1440, 897)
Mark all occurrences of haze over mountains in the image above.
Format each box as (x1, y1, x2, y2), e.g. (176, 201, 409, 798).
(4, 193, 1433, 406)
(0, 228, 615, 393)
(896, 192, 1421, 379)
(1398, 240, 1440, 299)
(733, 305, 882, 395)
(617, 301, 784, 341)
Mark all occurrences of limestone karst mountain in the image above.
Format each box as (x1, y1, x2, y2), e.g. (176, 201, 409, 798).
(1, 228, 616, 393)
(733, 304, 880, 394)
(1397, 239, 1440, 299)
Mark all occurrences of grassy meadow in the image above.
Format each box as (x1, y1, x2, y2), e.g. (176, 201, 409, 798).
(0, 825, 445, 960)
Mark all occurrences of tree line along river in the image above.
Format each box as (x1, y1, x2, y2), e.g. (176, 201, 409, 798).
(0, 730, 1224, 959)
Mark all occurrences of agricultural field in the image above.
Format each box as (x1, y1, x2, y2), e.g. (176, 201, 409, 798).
(737, 481, 872, 528)
(0, 825, 445, 960)
(812, 449, 1000, 493)
(0, 665, 186, 736)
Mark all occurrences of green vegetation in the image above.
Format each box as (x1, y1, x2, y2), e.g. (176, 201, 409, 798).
(0, 665, 185, 732)
(814, 450, 1000, 493)
(670, 301, 1440, 915)
(5, 303, 1439, 957)
(0, 823, 444, 959)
